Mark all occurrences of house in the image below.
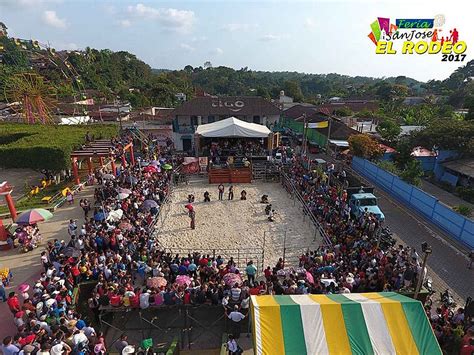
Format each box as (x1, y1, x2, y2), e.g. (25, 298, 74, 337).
(170, 96, 281, 151)
(411, 146, 437, 171)
(319, 99, 379, 114)
(399, 125, 424, 136)
(441, 158, 474, 187)
(403, 97, 425, 105)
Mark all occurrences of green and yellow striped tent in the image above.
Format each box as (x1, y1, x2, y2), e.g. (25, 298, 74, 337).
(251, 292, 441, 355)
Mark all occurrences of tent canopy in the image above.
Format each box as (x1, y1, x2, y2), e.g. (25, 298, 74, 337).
(251, 292, 441, 355)
(195, 117, 271, 138)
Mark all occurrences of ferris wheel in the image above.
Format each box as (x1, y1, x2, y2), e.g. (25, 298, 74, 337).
(4, 72, 57, 124)
(0, 32, 88, 124)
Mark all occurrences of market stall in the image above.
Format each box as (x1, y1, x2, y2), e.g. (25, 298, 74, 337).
(251, 292, 441, 355)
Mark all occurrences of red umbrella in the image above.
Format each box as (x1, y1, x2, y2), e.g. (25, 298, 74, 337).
(143, 165, 158, 173)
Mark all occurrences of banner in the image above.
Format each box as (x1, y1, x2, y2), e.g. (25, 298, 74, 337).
(198, 156, 208, 167)
(308, 121, 329, 129)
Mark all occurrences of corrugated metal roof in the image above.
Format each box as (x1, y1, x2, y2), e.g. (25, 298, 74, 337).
(443, 159, 474, 178)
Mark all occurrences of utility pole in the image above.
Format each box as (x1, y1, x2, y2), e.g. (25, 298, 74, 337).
(414, 242, 432, 300)
(325, 117, 332, 155)
(302, 113, 307, 157)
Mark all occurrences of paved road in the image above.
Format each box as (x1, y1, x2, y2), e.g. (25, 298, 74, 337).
(351, 168, 473, 302)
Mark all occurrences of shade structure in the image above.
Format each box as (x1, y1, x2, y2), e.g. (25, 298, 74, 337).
(16, 208, 53, 225)
(251, 292, 441, 355)
(195, 116, 271, 138)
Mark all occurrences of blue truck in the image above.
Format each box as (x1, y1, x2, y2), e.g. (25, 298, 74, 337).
(347, 187, 385, 221)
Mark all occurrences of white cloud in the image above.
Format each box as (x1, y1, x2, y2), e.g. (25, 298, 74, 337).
(215, 47, 224, 55)
(120, 19, 131, 28)
(304, 18, 316, 29)
(42, 10, 67, 29)
(127, 3, 195, 33)
(259, 33, 288, 42)
(221, 23, 256, 32)
(180, 43, 195, 52)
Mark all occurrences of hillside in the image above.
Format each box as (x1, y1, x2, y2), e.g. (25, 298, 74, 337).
(0, 30, 472, 110)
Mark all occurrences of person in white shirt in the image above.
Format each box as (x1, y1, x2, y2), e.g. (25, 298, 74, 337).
(73, 330, 88, 347)
(68, 220, 77, 237)
(226, 334, 240, 355)
(226, 305, 246, 339)
(139, 290, 150, 309)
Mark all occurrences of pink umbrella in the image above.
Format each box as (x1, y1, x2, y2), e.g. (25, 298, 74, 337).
(223, 273, 242, 286)
(147, 277, 167, 289)
(305, 271, 314, 285)
(18, 283, 30, 293)
(119, 188, 132, 195)
(175, 275, 192, 286)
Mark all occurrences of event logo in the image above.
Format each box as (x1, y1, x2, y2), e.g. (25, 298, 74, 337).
(211, 99, 245, 112)
(368, 15, 467, 61)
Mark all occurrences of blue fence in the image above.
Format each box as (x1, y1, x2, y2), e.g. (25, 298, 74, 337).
(352, 156, 474, 249)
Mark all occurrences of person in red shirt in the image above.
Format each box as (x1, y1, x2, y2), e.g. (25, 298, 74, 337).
(6, 292, 21, 315)
(183, 290, 191, 304)
(264, 267, 272, 281)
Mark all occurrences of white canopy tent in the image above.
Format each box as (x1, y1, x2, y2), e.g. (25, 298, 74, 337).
(195, 117, 271, 138)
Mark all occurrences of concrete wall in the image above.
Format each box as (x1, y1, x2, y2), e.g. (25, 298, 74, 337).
(352, 156, 474, 249)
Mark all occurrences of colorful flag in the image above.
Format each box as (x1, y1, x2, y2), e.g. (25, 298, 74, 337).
(378, 17, 390, 34)
(308, 121, 328, 129)
(370, 20, 382, 42)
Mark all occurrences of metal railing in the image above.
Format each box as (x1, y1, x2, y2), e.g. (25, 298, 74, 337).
(280, 172, 333, 247)
(149, 168, 177, 236)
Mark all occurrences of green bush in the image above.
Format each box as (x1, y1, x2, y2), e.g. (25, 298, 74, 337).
(0, 123, 118, 171)
(376, 160, 401, 175)
(456, 186, 474, 203)
(453, 205, 472, 216)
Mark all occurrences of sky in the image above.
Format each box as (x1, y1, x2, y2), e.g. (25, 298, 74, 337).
(0, 0, 473, 82)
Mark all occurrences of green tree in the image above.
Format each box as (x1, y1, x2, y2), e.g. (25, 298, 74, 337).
(399, 159, 424, 186)
(410, 119, 474, 154)
(333, 106, 353, 117)
(376, 118, 401, 143)
(283, 80, 304, 102)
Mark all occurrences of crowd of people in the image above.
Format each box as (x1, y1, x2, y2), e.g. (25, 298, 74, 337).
(1, 137, 472, 354)
(206, 139, 266, 165)
(282, 155, 473, 354)
(1, 135, 175, 354)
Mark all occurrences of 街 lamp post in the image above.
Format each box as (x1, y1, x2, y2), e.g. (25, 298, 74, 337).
(414, 242, 432, 300)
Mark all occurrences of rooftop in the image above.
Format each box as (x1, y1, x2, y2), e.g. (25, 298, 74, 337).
(443, 158, 474, 178)
(172, 96, 281, 117)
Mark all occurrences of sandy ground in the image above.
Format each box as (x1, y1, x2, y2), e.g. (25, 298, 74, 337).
(155, 179, 321, 270)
